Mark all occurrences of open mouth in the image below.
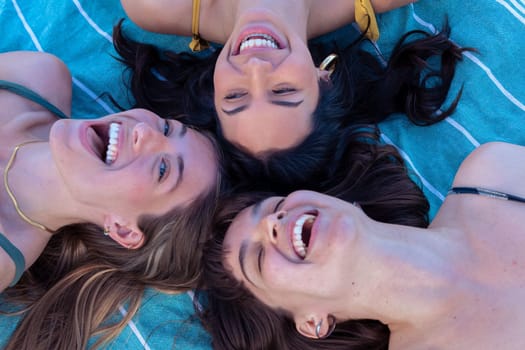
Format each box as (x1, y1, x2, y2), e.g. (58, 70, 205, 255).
(239, 33, 279, 53)
(89, 122, 120, 165)
(292, 211, 317, 259)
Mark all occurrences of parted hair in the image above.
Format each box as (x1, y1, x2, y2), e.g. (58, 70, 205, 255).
(114, 21, 472, 195)
(197, 126, 430, 349)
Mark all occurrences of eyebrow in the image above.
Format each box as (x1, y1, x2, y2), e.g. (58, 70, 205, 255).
(169, 155, 184, 193)
(251, 198, 266, 219)
(179, 124, 188, 137)
(222, 100, 304, 116)
(239, 240, 256, 287)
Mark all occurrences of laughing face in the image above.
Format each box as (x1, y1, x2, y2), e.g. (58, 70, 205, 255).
(48, 108, 218, 222)
(214, 10, 324, 155)
(222, 190, 360, 316)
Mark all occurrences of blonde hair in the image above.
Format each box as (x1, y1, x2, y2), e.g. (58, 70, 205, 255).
(1, 187, 219, 349)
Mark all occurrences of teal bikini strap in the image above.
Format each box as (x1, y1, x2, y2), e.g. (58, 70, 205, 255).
(0, 232, 25, 287)
(0, 80, 69, 119)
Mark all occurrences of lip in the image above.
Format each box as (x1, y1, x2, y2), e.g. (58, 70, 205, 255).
(79, 121, 103, 161)
(79, 120, 124, 164)
(287, 209, 320, 260)
(231, 24, 287, 56)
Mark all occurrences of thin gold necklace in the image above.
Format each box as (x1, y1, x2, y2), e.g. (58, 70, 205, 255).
(3, 140, 54, 233)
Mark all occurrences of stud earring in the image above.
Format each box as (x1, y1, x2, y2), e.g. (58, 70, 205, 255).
(103, 226, 110, 236)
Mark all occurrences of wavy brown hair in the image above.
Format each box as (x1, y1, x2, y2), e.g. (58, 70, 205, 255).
(197, 127, 429, 349)
(1, 177, 221, 349)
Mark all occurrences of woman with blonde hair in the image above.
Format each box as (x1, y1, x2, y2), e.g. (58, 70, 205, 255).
(0, 50, 222, 349)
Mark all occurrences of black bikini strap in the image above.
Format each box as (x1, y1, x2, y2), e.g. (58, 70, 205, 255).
(448, 186, 525, 203)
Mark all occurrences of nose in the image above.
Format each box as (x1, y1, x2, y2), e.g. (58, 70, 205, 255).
(261, 210, 287, 245)
(132, 122, 164, 153)
(241, 56, 273, 76)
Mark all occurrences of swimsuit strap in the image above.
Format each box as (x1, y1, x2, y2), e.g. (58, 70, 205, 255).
(0, 231, 25, 287)
(189, 0, 210, 52)
(355, 0, 380, 41)
(448, 186, 525, 203)
(0, 80, 68, 119)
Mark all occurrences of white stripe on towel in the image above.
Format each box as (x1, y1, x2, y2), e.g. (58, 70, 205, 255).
(119, 306, 152, 350)
(462, 51, 525, 112)
(445, 117, 480, 147)
(411, 6, 525, 113)
(72, 0, 113, 42)
(12, 0, 118, 115)
(497, 0, 525, 24)
(11, 0, 44, 51)
(187, 290, 203, 312)
(72, 77, 116, 114)
(380, 133, 445, 202)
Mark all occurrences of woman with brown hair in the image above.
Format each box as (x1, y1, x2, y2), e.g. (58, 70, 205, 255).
(200, 140, 525, 349)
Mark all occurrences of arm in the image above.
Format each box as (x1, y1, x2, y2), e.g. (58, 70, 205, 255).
(120, 0, 232, 43)
(307, 0, 417, 39)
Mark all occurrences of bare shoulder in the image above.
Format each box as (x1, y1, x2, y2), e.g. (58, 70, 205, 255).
(0, 51, 71, 123)
(120, 0, 232, 42)
(452, 142, 525, 196)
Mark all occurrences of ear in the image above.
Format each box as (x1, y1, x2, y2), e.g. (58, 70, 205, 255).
(104, 214, 145, 249)
(317, 68, 331, 82)
(294, 313, 331, 339)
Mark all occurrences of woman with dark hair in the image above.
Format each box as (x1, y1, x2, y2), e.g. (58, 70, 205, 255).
(200, 140, 525, 349)
(197, 124, 428, 349)
(113, 15, 470, 192)
(0, 51, 223, 349)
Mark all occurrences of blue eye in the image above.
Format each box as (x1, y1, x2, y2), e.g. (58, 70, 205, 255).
(163, 120, 171, 136)
(159, 158, 168, 181)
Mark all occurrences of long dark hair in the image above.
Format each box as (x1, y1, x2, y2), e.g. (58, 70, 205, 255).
(196, 126, 430, 349)
(113, 21, 471, 195)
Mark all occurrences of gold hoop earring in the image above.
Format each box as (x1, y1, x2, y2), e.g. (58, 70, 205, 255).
(319, 54, 338, 78)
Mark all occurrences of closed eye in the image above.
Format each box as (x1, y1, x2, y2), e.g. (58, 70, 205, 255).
(225, 91, 248, 100)
(272, 87, 297, 95)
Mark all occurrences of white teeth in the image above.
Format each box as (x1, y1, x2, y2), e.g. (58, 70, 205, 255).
(239, 33, 278, 53)
(292, 214, 316, 258)
(105, 122, 120, 165)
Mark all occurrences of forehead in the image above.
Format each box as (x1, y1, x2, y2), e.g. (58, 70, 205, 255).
(224, 203, 255, 250)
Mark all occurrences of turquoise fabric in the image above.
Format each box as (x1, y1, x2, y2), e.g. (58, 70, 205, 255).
(374, 2, 525, 217)
(0, 232, 25, 287)
(0, 0, 524, 349)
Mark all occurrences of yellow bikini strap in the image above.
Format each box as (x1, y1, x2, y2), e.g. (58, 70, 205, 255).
(189, 0, 210, 51)
(355, 0, 380, 41)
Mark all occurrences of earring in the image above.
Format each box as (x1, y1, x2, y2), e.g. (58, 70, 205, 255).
(103, 226, 110, 236)
(319, 54, 338, 78)
(315, 315, 337, 339)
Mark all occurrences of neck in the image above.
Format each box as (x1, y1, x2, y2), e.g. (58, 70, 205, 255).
(2, 141, 86, 233)
(335, 216, 473, 329)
